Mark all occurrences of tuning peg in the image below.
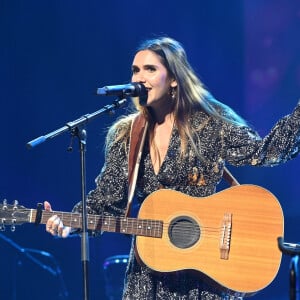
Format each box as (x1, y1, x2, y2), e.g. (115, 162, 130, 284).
(10, 218, 16, 232)
(0, 220, 5, 231)
(2, 199, 7, 210)
(13, 200, 18, 210)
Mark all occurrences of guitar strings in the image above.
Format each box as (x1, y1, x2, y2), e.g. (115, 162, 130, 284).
(25, 209, 227, 239)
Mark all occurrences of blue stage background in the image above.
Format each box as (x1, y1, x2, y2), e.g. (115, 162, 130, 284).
(1, 1, 300, 299)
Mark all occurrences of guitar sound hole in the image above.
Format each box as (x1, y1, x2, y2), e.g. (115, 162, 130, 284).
(168, 216, 200, 249)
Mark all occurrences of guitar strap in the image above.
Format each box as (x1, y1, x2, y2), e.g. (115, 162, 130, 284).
(125, 113, 240, 217)
(222, 166, 240, 186)
(126, 113, 148, 217)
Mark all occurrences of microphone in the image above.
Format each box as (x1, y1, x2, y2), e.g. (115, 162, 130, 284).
(97, 82, 147, 98)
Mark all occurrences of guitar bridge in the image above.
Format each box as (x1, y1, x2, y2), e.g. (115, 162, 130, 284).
(220, 213, 232, 260)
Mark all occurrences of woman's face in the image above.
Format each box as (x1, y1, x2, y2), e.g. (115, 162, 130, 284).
(131, 50, 177, 109)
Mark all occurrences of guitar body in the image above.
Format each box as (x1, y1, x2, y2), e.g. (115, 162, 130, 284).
(135, 184, 284, 296)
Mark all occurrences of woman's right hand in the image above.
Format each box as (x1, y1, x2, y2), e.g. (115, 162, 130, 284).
(44, 201, 72, 238)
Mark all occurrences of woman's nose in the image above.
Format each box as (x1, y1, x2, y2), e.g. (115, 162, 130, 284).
(132, 72, 146, 83)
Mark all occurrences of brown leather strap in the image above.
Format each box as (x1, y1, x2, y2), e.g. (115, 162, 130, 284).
(223, 166, 240, 186)
(126, 114, 148, 217)
(128, 114, 147, 189)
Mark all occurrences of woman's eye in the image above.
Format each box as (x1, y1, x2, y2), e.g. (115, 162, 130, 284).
(132, 67, 139, 74)
(146, 66, 156, 72)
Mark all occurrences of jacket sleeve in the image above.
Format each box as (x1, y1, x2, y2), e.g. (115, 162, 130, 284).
(223, 102, 300, 167)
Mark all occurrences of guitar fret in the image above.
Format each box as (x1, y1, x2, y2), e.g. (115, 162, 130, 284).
(140, 220, 145, 236)
(87, 215, 96, 230)
(69, 213, 73, 228)
(99, 215, 115, 232)
(146, 220, 151, 234)
(154, 220, 160, 238)
(103, 215, 110, 229)
(71, 214, 80, 228)
(130, 218, 134, 234)
(137, 222, 143, 236)
(121, 218, 128, 233)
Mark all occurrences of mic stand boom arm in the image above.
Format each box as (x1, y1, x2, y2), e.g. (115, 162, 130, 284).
(26, 97, 128, 300)
(27, 98, 127, 149)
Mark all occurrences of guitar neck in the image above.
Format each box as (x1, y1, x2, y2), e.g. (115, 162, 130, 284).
(30, 209, 163, 238)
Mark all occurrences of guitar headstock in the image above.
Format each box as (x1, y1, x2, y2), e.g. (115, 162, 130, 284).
(0, 199, 31, 231)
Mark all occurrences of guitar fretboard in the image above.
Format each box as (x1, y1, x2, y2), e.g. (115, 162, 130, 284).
(31, 210, 163, 238)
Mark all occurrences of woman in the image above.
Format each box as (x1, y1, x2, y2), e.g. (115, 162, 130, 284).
(45, 37, 300, 299)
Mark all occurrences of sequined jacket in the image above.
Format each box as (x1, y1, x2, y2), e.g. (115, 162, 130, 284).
(74, 102, 300, 300)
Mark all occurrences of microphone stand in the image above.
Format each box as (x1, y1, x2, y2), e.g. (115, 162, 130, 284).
(27, 97, 128, 300)
(278, 237, 300, 300)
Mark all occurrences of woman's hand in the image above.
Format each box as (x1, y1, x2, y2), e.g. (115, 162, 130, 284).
(44, 201, 72, 238)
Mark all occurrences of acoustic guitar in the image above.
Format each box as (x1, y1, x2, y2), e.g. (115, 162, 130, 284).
(0, 184, 283, 297)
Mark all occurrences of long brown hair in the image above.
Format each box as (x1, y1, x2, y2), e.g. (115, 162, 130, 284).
(107, 36, 246, 156)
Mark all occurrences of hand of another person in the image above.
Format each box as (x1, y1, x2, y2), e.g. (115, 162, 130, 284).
(44, 201, 72, 238)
